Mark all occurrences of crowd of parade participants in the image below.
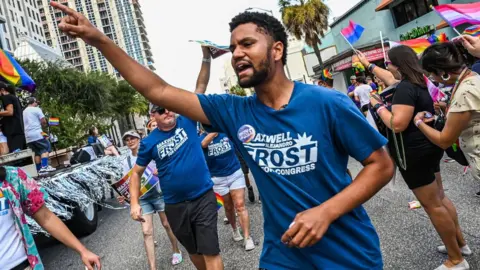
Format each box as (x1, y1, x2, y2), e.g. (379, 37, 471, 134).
(3, 1, 480, 269)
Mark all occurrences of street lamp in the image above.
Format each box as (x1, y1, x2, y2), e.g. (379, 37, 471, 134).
(245, 7, 274, 15)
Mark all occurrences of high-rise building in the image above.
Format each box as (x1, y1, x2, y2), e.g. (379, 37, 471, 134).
(0, 0, 46, 52)
(39, 0, 155, 75)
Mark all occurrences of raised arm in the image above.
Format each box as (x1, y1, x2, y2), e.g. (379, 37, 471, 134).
(357, 52, 399, 87)
(50, 1, 209, 124)
(195, 47, 212, 94)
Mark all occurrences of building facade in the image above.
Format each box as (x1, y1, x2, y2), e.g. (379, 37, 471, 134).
(0, 0, 46, 52)
(39, 0, 155, 75)
(318, 0, 476, 92)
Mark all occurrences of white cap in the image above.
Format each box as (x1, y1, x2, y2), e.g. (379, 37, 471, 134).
(122, 131, 140, 140)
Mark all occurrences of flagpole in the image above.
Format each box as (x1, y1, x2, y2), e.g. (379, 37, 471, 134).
(380, 31, 387, 62)
(431, 5, 463, 37)
(341, 33, 359, 55)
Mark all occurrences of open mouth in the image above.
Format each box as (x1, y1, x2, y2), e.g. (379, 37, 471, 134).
(236, 62, 253, 77)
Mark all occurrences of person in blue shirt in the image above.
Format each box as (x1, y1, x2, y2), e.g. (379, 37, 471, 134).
(87, 126, 119, 156)
(52, 4, 394, 270)
(129, 47, 223, 270)
(199, 130, 255, 251)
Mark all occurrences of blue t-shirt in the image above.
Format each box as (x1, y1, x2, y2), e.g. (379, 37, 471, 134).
(87, 135, 96, 144)
(197, 82, 387, 269)
(199, 133, 241, 177)
(136, 116, 213, 204)
(472, 60, 480, 74)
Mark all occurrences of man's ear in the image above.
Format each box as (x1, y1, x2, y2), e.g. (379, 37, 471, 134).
(272, 41, 284, 62)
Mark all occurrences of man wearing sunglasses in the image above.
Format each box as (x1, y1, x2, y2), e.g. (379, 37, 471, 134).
(128, 47, 224, 270)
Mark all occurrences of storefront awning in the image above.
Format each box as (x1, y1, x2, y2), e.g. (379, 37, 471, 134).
(436, 20, 449, 30)
(375, 0, 394, 12)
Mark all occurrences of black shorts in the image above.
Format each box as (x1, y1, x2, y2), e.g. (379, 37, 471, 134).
(27, 138, 51, 156)
(6, 134, 26, 152)
(397, 147, 443, 190)
(361, 104, 369, 113)
(164, 189, 220, 255)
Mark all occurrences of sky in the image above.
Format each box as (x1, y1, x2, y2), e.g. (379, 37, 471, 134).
(141, 0, 361, 94)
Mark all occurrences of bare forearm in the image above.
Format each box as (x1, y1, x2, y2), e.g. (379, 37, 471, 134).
(321, 151, 393, 221)
(129, 172, 142, 205)
(0, 111, 13, 117)
(195, 61, 211, 94)
(201, 133, 217, 148)
(372, 66, 398, 86)
(33, 206, 87, 254)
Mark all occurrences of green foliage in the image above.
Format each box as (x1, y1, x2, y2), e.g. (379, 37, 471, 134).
(230, 85, 247, 96)
(400, 25, 435, 41)
(18, 60, 148, 148)
(280, 0, 330, 64)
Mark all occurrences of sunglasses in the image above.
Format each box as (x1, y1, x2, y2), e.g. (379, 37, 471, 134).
(151, 107, 167, 115)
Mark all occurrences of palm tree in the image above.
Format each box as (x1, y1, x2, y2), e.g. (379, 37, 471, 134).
(279, 0, 330, 66)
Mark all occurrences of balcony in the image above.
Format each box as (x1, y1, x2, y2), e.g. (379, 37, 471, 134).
(145, 49, 153, 57)
(142, 41, 150, 49)
(148, 62, 156, 71)
(141, 35, 149, 43)
(147, 55, 154, 63)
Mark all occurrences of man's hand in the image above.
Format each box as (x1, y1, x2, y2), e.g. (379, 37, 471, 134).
(202, 46, 212, 59)
(81, 249, 102, 270)
(51, 1, 105, 46)
(281, 206, 333, 248)
(130, 203, 145, 222)
(116, 196, 126, 204)
(462, 35, 480, 58)
(414, 111, 434, 124)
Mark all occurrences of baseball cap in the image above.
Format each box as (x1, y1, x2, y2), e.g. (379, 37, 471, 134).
(27, 97, 38, 105)
(350, 75, 357, 80)
(149, 103, 165, 114)
(122, 131, 141, 140)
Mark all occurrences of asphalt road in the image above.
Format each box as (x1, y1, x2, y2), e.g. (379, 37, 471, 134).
(39, 158, 480, 270)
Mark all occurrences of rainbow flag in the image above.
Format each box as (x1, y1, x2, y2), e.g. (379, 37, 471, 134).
(428, 33, 448, 44)
(341, 20, 365, 45)
(424, 75, 445, 103)
(0, 49, 36, 91)
(215, 192, 224, 210)
(463, 25, 480, 37)
(323, 69, 332, 80)
(433, 3, 480, 28)
(48, 117, 60, 126)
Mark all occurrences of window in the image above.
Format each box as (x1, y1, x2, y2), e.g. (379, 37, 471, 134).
(35, 25, 39, 34)
(13, 26, 18, 37)
(392, 0, 438, 27)
(17, 1, 21, 11)
(21, 17, 25, 27)
(28, 8, 31, 17)
(5, 38, 11, 51)
(31, 22, 34, 31)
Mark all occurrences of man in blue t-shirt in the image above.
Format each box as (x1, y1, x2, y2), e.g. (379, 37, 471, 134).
(54, 4, 394, 269)
(199, 130, 255, 251)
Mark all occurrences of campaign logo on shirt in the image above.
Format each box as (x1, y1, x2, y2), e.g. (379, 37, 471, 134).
(0, 191, 9, 216)
(156, 128, 188, 159)
(241, 129, 318, 175)
(238, 125, 256, 143)
(208, 137, 232, 157)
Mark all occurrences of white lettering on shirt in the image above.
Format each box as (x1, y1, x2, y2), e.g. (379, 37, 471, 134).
(156, 128, 188, 159)
(208, 137, 232, 157)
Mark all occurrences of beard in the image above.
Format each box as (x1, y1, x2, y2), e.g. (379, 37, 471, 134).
(237, 52, 271, 88)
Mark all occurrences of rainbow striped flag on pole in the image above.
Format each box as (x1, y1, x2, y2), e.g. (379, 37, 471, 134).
(48, 117, 60, 126)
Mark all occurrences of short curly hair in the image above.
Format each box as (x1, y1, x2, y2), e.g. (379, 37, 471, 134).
(229, 12, 288, 65)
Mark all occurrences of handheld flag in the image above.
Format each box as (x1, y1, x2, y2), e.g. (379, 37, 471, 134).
(463, 25, 480, 37)
(341, 20, 365, 45)
(189, 40, 230, 59)
(0, 49, 36, 91)
(215, 192, 224, 210)
(423, 75, 445, 103)
(433, 3, 480, 28)
(48, 117, 60, 126)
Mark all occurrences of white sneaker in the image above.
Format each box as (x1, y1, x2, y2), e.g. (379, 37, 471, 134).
(232, 228, 243, 242)
(244, 237, 255, 251)
(437, 245, 472, 256)
(39, 165, 56, 173)
(434, 259, 469, 270)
